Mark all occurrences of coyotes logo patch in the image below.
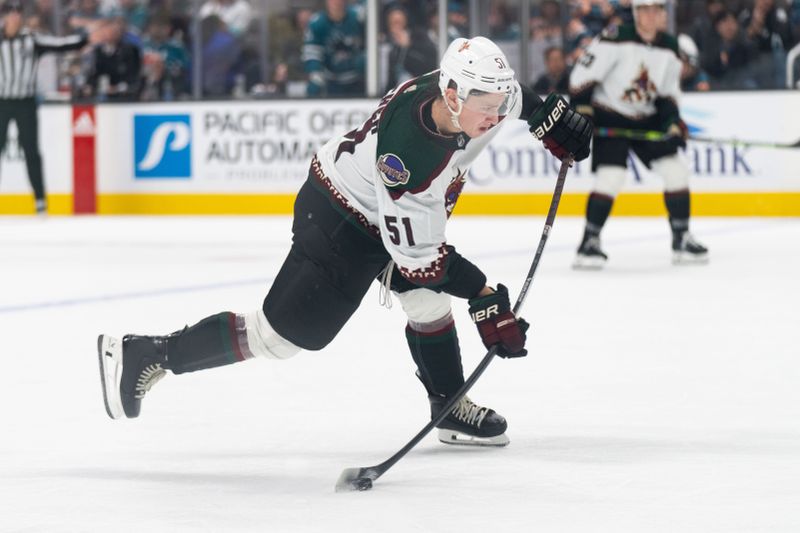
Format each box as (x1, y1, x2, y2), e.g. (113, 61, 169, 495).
(622, 64, 657, 104)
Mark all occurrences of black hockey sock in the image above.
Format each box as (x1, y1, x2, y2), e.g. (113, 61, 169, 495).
(405, 315, 465, 397)
(584, 192, 614, 238)
(166, 312, 253, 374)
(665, 189, 691, 234)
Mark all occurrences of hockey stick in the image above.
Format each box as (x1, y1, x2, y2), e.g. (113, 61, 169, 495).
(594, 127, 800, 149)
(335, 155, 574, 492)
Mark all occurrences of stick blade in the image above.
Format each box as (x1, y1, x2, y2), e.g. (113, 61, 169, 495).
(335, 467, 378, 492)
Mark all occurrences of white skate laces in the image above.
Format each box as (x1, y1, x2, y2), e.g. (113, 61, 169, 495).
(451, 396, 489, 428)
(135, 363, 166, 399)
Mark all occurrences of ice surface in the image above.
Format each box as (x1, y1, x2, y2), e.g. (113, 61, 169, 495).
(1, 215, 798, 532)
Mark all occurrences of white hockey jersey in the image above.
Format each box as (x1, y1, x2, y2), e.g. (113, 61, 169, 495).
(569, 24, 682, 120)
(313, 71, 523, 287)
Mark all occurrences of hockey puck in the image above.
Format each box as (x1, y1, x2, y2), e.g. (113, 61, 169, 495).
(354, 477, 373, 491)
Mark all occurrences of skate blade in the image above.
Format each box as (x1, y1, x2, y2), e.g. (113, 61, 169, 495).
(672, 251, 709, 265)
(437, 429, 510, 447)
(572, 255, 607, 270)
(97, 335, 124, 420)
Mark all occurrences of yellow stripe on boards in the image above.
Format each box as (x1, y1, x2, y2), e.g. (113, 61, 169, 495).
(97, 194, 297, 215)
(2, 192, 798, 216)
(455, 192, 800, 217)
(0, 194, 73, 215)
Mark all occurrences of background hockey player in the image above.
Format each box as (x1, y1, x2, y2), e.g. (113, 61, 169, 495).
(569, 0, 709, 268)
(97, 36, 591, 447)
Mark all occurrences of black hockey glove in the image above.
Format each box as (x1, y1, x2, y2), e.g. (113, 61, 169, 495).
(656, 97, 687, 150)
(528, 94, 592, 162)
(665, 118, 689, 150)
(468, 284, 530, 358)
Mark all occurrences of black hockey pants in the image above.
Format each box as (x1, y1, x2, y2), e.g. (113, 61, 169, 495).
(263, 177, 399, 350)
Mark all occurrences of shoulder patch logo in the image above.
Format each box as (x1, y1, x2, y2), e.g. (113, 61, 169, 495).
(602, 24, 618, 39)
(377, 153, 411, 187)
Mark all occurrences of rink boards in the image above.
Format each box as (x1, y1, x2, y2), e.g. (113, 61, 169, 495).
(0, 92, 798, 215)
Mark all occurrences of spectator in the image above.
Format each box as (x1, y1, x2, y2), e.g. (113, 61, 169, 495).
(199, 14, 240, 96)
(86, 18, 142, 101)
(565, 17, 594, 65)
(426, 1, 466, 44)
(532, 46, 570, 94)
(383, 5, 437, 92)
(488, 0, 520, 42)
(690, 0, 725, 57)
(740, 0, 795, 51)
(140, 50, 169, 101)
(30, 0, 56, 34)
(609, 0, 634, 26)
(268, 6, 313, 95)
(793, 0, 800, 32)
(103, 0, 148, 36)
(303, 0, 365, 97)
(531, 0, 563, 42)
(701, 10, 759, 89)
(68, 0, 104, 32)
(573, 0, 616, 36)
(199, 0, 252, 37)
(446, 1, 469, 40)
(231, 19, 265, 97)
(678, 33, 711, 91)
(387, 0, 428, 29)
(141, 16, 189, 100)
(739, 0, 795, 88)
(529, 0, 562, 87)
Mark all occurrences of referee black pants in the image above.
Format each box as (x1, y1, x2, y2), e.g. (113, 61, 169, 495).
(0, 98, 45, 202)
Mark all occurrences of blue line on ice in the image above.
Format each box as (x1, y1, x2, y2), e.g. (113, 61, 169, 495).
(0, 220, 773, 314)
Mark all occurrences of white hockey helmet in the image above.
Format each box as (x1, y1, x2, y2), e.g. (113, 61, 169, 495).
(631, 0, 667, 7)
(632, 0, 667, 26)
(438, 36, 518, 121)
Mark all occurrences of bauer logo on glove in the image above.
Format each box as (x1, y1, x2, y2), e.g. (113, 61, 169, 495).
(470, 304, 500, 322)
(468, 284, 529, 358)
(529, 97, 567, 140)
(528, 93, 593, 162)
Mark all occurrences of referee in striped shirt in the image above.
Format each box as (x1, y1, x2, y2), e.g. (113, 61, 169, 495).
(0, 0, 99, 214)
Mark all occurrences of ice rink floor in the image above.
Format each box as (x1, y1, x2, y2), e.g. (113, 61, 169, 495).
(1, 214, 799, 532)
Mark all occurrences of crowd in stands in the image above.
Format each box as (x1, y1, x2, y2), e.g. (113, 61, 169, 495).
(13, 0, 800, 101)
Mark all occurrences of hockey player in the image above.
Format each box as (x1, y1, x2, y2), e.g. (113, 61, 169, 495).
(97, 37, 592, 447)
(570, 0, 709, 268)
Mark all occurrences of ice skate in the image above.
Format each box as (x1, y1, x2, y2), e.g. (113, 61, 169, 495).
(97, 334, 168, 419)
(672, 232, 708, 265)
(430, 394, 509, 447)
(573, 234, 608, 270)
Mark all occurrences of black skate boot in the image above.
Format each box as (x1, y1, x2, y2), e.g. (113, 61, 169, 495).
(672, 231, 709, 265)
(573, 233, 608, 270)
(429, 394, 509, 447)
(97, 334, 169, 419)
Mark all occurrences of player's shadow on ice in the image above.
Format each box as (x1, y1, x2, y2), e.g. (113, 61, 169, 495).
(47, 467, 316, 491)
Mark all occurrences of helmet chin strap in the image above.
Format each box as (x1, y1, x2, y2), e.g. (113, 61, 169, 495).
(443, 96, 464, 132)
